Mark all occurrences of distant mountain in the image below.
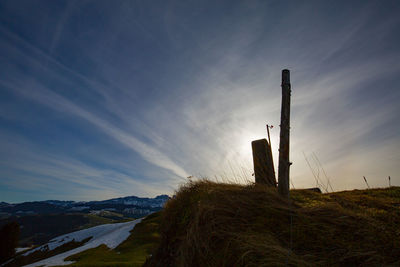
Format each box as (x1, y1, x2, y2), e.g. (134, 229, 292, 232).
(0, 202, 10, 208)
(1, 202, 66, 216)
(91, 194, 169, 207)
(0, 195, 170, 218)
(42, 200, 75, 207)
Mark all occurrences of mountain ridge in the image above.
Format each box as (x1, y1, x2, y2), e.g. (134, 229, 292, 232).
(1, 194, 169, 206)
(0, 195, 170, 217)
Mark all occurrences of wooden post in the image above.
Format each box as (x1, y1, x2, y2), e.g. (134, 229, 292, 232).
(252, 139, 276, 187)
(278, 69, 291, 197)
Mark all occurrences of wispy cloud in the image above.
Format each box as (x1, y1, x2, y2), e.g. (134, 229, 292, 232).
(1, 78, 189, 180)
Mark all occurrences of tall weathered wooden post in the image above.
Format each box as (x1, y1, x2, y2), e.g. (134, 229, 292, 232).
(278, 69, 291, 197)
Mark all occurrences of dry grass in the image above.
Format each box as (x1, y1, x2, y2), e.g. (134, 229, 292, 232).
(145, 180, 400, 266)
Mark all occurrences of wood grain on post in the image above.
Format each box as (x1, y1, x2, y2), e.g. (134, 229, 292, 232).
(252, 139, 276, 187)
(278, 69, 291, 197)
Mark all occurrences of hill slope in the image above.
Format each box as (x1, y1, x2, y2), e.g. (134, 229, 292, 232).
(22, 219, 142, 267)
(0, 194, 169, 248)
(61, 212, 161, 266)
(3, 213, 117, 247)
(145, 180, 400, 266)
(3, 213, 161, 267)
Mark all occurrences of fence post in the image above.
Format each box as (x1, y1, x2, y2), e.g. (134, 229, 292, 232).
(252, 139, 276, 187)
(278, 69, 291, 197)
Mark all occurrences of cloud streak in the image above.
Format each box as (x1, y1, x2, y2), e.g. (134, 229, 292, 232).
(1, 78, 189, 181)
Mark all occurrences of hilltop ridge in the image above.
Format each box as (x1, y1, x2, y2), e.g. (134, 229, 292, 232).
(145, 180, 400, 266)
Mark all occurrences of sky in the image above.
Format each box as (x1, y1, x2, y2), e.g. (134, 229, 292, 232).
(0, 0, 399, 203)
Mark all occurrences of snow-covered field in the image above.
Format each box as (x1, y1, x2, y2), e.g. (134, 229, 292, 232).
(22, 218, 143, 267)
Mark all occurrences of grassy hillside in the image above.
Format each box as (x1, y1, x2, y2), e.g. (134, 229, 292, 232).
(5, 214, 160, 267)
(145, 180, 400, 266)
(1, 213, 130, 248)
(3, 214, 131, 267)
(59, 212, 162, 267)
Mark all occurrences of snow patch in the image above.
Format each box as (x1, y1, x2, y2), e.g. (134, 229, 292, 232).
(16, 247, 31, 253)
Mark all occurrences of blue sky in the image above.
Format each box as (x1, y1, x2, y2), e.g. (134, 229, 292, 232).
(1, 0, 399, 202)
